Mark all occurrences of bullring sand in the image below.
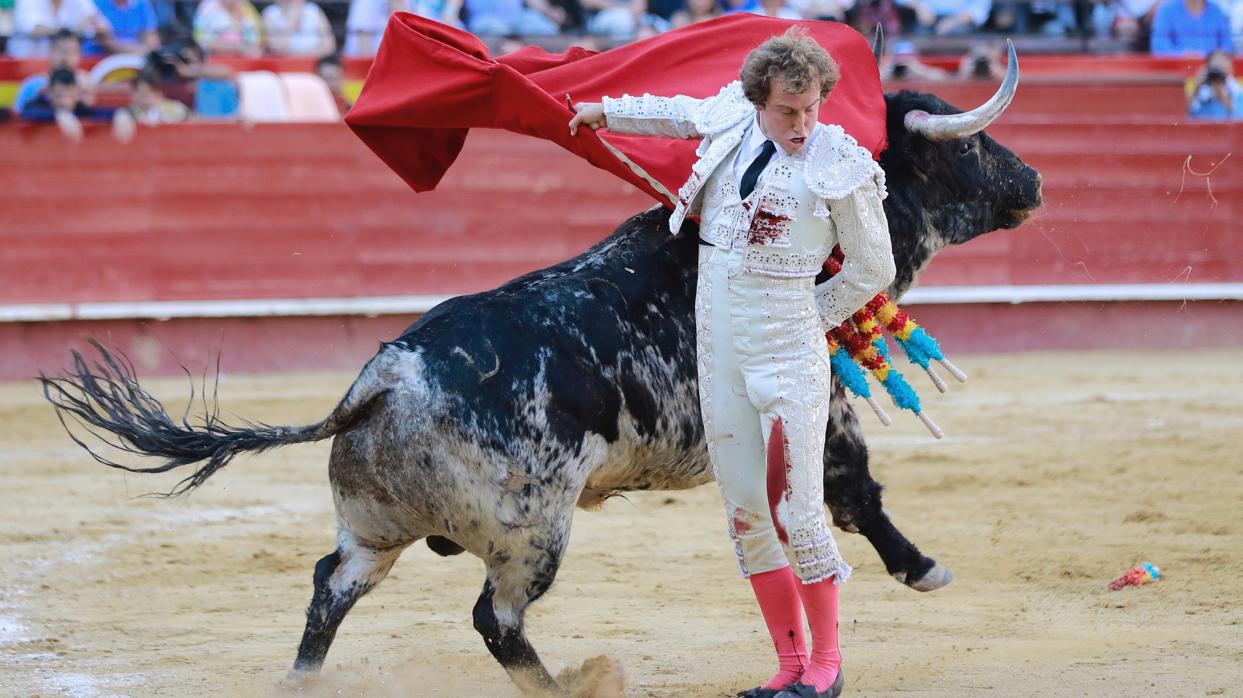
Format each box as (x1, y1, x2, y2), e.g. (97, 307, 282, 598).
(2, 351, 1241, 696)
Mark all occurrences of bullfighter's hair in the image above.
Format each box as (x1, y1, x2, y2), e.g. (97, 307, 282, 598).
(740, 26, 840, 106)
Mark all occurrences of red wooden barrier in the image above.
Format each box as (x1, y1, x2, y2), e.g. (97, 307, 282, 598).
(2, 110, 1240, 379)
(1, 122, 651, 305)
(4, 118, 1236, 302)
(892, 81, 1189, 116)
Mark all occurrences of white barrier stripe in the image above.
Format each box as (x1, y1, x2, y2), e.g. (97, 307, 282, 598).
(900, 283, 1243, 304)
(2, 284, 1241, 323)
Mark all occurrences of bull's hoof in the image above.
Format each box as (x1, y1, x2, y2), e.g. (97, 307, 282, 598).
(279, 667, 320, 691)
(892, 562, 954, 592)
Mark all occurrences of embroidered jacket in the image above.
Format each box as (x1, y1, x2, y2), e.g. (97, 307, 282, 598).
(602, 80, 896, 331)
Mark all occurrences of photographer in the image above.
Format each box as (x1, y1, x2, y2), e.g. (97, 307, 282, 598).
(957, 40, 1005, 81)
(880, 40, 948, 81)
(1188, 49, 1243, 119)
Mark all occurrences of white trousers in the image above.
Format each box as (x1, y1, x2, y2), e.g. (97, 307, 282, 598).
(696, 245, 851, 585)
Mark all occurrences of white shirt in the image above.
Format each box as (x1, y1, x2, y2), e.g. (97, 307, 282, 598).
(730, 115, 787, 192)
(262, 1, 332, 55)
(344, 0, 418, 57)
(10, 0, 108, 57)
(344, 0, 455, 56)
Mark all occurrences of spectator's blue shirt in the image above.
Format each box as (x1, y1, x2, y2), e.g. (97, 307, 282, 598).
(1151, 0, 1232, 56)
(88, 0, 158, 51)
(464, 0, 524, 25)
(896, 0, 992, 26)
(20, 95, 116, 122)
(723, 0, 761, 13)
(1188, 79, 1243, 118)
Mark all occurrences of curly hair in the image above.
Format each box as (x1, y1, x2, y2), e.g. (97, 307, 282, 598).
(740, 27, 840, 107)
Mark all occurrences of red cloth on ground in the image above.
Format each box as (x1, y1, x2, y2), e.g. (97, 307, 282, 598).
(345, 13, 887, 207)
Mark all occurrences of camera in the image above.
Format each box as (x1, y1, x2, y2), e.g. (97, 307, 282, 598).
(144, 49, 180, 83)
(971, 55, 992, 79)
(1206, 67, 1227, 84)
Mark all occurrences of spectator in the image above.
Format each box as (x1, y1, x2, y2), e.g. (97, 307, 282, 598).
(315, 52, 350, 112)
(464, 0, 562, 35)
(881, 39, 949, 80)
(125, 69, 187, 122)
(670, 0, 719, 26)
(957, 39, 1006, 80)
(89, 0, 158, 54)
(145, 37, 232, 111)
(146, 38, 199, 107)
(9, 0, 110, 57)
(263, 0, 334, 56)
(849, 0, 900, 38)
(1, 0, 12, 49)
(1091, 0, 1159, 45)
(994, 0, 1094, 36)
(14, 28, 92, 113)
(580, 0, 630, 36)
(21, 66, 114, 139)
(193, 0, 262, 57)
(795, 0, 852, 21)
(580, 0, 645, 37)
(1232, 0, 1243, 47)
(639, 0, 681, 33)
(344, 0, 461, 58)
(1188, 48, 1243, 117)
(896, 0, 991, 35)
(548, 0, 587, 30)
(757, 0, 803, 19)
(111, 69, 185, 140)
(1150, 0, 1232, 56)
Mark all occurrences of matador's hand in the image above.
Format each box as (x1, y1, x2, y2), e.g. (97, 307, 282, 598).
(569, 102, 607, 136)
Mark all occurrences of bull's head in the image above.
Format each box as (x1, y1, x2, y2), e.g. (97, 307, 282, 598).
(879, 41, 1043, 293)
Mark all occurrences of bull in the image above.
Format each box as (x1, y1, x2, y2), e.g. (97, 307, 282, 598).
(42, 54, 1042, 696)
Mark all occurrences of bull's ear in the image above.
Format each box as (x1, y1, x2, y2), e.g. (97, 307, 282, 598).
(903, 40, 1019, 142)
(872, 23, 884, 64)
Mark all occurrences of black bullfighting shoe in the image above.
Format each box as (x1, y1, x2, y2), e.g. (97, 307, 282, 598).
(736, 687, 783, 698)
(773, 671, 845, 698)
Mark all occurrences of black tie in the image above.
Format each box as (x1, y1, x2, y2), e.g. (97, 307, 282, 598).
(739, 140, 777, 200)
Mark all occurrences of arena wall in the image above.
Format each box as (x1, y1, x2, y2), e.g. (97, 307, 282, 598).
(2, 115, 1239, 379)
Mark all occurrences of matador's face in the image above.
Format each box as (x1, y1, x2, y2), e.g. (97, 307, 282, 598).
(756, 77, 822, 155)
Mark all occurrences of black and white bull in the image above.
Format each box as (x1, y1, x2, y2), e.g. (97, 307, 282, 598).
(42, 59, 1042, 696)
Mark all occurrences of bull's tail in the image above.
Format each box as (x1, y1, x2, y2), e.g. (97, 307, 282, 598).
(39, 339, 388, 496)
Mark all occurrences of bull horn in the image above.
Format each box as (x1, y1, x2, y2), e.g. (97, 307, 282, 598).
(872, 23, 884, 64)
(904, 39, 1019, 141)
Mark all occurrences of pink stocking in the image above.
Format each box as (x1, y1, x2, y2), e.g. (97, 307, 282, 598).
(748, 566, 808, 690)
(794, 576, 842, 692)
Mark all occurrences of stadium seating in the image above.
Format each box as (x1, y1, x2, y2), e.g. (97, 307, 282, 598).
(236, 70, 290, 122)
(279, 72, 341, 121)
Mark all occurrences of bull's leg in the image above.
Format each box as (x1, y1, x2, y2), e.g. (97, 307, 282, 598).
(823, 384, 953, 592)
(289, 531, 409, 678)
(473, 528, 569, 696)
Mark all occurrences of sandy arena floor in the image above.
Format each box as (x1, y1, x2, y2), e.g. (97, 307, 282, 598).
(2, 350, 1241, 697)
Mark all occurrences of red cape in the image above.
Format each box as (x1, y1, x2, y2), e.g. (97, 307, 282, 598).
(346, 13, 887, 207)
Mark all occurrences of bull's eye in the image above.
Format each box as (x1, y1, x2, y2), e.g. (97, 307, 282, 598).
(958, 141, 973, 156)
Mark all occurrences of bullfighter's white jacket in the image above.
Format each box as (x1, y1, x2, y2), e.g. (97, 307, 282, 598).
(602, 80, 896, 332)
(603, 81, 896, 584)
